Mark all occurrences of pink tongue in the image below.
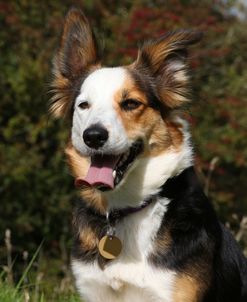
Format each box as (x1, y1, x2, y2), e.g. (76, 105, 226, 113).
(75, 155, 119, 189)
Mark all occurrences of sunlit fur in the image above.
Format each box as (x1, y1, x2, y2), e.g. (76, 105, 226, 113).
(72, 68, 130, 157)
(50, 8, 100, 118)
(69, 65, 193, 210)
(72, 197, 177, 302)
(48, 8, 247, 302)
(50, 9, 198, 301)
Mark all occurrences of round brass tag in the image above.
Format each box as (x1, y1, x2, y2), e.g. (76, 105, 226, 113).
(98, 235, 122, 260)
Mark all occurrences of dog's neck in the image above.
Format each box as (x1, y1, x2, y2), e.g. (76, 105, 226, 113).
(103, 119, 193, 211)
(98, 165, 196, 224)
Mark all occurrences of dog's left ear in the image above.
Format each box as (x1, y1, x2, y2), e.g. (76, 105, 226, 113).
(133, 30, 202, 109)
(50, 8, 100, 118)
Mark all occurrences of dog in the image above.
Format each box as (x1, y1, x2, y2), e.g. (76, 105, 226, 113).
(50, 8, 247, 302)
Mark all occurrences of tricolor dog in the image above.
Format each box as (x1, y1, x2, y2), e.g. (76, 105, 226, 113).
(50, 8, 247, 302)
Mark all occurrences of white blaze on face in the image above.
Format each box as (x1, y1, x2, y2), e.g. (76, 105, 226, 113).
(72, 67, 130, 155)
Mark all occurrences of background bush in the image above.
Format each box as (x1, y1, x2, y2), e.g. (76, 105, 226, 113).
(0, 0, 247, 295)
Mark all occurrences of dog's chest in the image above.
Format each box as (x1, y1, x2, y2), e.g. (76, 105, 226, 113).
(72, 198, 176, 302)
(72, 258, 176, 302)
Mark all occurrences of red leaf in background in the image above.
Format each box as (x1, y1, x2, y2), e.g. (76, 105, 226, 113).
(216, 167, 226, 175)
(165, 12, 181, 22)
(209, 48, 230, 58)
(219, 109, 230, 119)
(227, 97, 242, 106)
(186, 114, 197, 126)
(133, 8, 157, 20)
(5, 14, 19, 25)
(0, 2, 11, 13)
(221, 137, 232, 144)
(191, 58, 201, 69)
(231, 122, 241, 130)
(119, 47, 137, 58)
(236, 156, 246, 166)
(157, 29, 168, 36)
(206, 16, 217, 25)
(206, 143, 219, 152)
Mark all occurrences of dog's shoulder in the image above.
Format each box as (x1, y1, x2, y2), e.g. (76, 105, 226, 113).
(150, 167, 247, 302)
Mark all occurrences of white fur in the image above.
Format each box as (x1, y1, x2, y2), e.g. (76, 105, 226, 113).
(72, 197, 176, 302)
(71, 66, 193, 212)
(104, 117, 193, 210)
(72, 67, 130, 156)
(71, 68, 194, 302)
(72, 118, 193, 301)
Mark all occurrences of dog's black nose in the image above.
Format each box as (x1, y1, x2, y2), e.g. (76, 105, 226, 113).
(83, 125, 109, 149)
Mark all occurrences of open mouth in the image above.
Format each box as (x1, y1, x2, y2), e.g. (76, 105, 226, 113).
(75, 139, 144, 191)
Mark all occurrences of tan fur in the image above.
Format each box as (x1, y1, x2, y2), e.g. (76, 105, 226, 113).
(59, 9, 98, 76)
(50, 8, 100, 118)
(113, 74, 184, 158)
(65, 143, 90, 179)
(133, 30, 201, 109)
(173, 258, 212, 302)
(64, 67, 185, 214)
(165, 119, 183, 149)
(52, 12, 196, 223)
(146, 118, 183, 157)
(135, 30, 200, 74)
(65, 143, 107, 214)
(49, 73, 74, 118)
(79, 187, 107, 215)
(155, 231, 171, 252)
(113, 76, 156, 140)
(173, 274, 202, 302)
(50, 10, 212, 302)
(79, 226, 99, 251)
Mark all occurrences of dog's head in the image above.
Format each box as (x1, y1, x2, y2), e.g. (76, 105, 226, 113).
(50, 8, 201, 210)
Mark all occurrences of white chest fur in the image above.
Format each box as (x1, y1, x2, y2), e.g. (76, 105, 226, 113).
(72, 198, 176, 302)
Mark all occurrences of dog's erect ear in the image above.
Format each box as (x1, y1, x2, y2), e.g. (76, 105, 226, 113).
(50, 8, 99, 118)
(56, 7, 99, 79)
(134, 30, 202, 109)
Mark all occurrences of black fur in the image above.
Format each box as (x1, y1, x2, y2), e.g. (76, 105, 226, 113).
(72, 201, 107, 263)
(72, 167, 247, 301)
(150, 167, 247, 302)
(72, 167, 247, 302)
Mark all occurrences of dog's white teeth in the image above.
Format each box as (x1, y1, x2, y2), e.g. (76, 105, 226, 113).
(113, 170, 116, 178)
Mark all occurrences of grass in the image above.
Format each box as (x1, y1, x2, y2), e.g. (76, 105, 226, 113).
(0, 280, 81, 302)
(0, 265, 81, 302)
(1, 231, 81, 301)
(0, 281, 24, 302)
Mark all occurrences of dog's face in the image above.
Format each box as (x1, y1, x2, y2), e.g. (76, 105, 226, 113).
(50, 8, 201, 206)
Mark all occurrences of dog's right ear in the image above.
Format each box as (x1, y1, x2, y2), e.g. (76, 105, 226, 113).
(50, 8, 100, 118)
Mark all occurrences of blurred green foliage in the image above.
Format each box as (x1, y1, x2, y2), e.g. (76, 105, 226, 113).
(0, 0, 247, 283)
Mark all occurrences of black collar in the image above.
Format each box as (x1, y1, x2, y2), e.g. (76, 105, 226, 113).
(107, 166, 197, 224)
(79, 166, 198, 223)
(108, 196, 155, 224)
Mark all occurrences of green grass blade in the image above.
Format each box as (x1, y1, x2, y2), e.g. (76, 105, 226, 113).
(15, 240, 44, 293)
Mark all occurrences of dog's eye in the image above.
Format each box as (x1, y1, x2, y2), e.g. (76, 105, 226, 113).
(120, 99, 142, 111)
(78, 101, 90, 110)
